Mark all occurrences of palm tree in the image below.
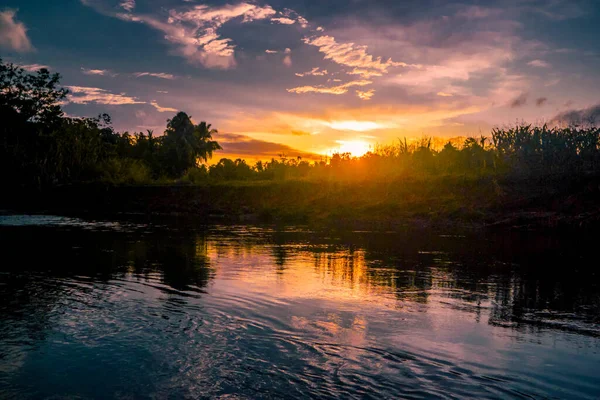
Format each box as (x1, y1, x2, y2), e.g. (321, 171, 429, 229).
(161, 112, 222, 177)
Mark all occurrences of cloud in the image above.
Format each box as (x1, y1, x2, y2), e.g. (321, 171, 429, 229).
(437, 92, 453, 97)
(81, 67, 117, 77)
(0, 10, 34, 52)
(67, 85, 176, 113)
(283, 47, 292, 67)
(356, 89, 375, 100)
(271, 17, 295, 25)
(119, 0, 135, 12)
(66, 86, 145, 105)
(528, 59, 550, 68)
(104, 2, 277, 69)
(510, 92, 528, 108)
(455, 6, 501, 19)
(287, 80, 372, 95)
(276, 8, 308, 28)
(164, 2, 277, 68)
(216, 132, 319, 161)
(134, 72, 176, 80)
(18, 63, 49, 71)
(536, 97, 547, 107)
(295, 67, 327, 77)
(375, 8, 543, 106)
(150, 101, 177, 113)
(303, 35, 414, 78)
(551, 104, 600, 126)
(521, 0, 587, 21)
(169, 2, 276, 25)
(296, 16, 309, 28)
(157, 90, 169, 93)
(347, 68, 382, 78)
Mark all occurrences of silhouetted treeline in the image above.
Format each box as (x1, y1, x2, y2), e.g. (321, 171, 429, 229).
(192, 125, 600, 183)
(2, 58, 599, 188)
(0, 59, 220, 188)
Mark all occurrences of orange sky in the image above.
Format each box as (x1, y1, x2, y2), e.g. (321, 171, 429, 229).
(4, 0, 600, 161)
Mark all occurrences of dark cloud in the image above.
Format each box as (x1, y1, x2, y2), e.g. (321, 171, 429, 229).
(536, 97, 547, 106)
(510, 93, 528, 108)
(215, 132, 320, 161)
(551, 104, 600, 126)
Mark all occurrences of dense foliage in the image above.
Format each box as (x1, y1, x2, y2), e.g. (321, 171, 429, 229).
(2, 59, 599, 188)
(0, 59, 220, 187)
(191, 125, 600, 183)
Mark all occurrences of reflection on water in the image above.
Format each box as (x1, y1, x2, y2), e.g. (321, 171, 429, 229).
(0, 216, 599, 399)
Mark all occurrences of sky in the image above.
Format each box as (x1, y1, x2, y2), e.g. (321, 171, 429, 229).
(2, 0, 600, 161)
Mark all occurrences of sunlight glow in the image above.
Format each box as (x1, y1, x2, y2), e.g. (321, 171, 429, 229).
(326, 121, 384, 132)
(333, 140, 371, 157)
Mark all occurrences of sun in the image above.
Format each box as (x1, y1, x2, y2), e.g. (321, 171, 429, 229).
(334, 140, 372, 157)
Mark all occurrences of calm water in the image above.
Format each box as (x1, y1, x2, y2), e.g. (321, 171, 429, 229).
(0, 215, 599, 399)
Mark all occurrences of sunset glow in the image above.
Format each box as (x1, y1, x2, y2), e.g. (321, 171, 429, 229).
(3, 1, 599, 162)
(331, 140, 372, 157)
(3, 1, 600, 398)
(326, 121, 386, 132)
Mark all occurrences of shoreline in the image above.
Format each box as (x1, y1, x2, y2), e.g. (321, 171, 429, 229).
(2, 176, 599, 232)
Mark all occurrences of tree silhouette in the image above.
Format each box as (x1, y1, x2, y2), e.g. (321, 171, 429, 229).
(161, 112, 222, 177)
(0, 60, 67, 126)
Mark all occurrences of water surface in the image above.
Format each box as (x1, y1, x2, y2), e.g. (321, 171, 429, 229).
(1, 215, 599, 399)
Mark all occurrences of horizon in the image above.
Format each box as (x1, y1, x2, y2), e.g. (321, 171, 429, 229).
(2, 0, 600, 161)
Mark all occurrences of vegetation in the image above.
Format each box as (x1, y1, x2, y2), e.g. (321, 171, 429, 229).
(2, 59, 600, 229)
(2, 58, 600, 188)
(0, 59, 220, 187)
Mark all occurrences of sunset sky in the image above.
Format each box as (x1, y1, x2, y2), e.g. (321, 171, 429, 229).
(2, 0, 600, 160)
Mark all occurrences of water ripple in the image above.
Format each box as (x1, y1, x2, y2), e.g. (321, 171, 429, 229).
(1, 218, 599, 399)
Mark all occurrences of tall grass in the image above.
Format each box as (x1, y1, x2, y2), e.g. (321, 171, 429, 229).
(186, 124, 599, 184)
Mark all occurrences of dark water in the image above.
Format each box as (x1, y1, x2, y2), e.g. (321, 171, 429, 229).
(0, 215, 599, 399)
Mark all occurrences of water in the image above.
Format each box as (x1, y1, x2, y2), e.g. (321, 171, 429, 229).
(0, 215, 599, 399)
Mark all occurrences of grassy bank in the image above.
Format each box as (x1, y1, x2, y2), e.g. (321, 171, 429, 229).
(4, 175, 600, 231)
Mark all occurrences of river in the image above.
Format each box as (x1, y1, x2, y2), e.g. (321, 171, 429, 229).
(0, 215, 598, 399)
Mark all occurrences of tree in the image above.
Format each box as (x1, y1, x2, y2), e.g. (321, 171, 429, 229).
(161, 112, 222, 177)
(1, 59, 69, 186)
(0, 59, 67, 126)
(0, 59, 122, 187)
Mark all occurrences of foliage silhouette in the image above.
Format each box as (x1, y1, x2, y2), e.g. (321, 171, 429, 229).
(0, 59, 222, 187)
(2, 58, 600, 190)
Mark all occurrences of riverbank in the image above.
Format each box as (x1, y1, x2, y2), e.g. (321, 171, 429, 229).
(2, 175, 600, 231)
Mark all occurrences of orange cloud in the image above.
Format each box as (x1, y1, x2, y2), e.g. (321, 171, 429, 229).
(81, 67, 118, 77)
(66, 86, 145, 105)
(271, 17, 295, 25)
(356, 89, 375, 100)
(150, 101, 177, 113)
(295, 67, 328, 77)
(134, 72, 176, 79)
(287, 80, 372, 95)
(303, 35, 416, 78)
